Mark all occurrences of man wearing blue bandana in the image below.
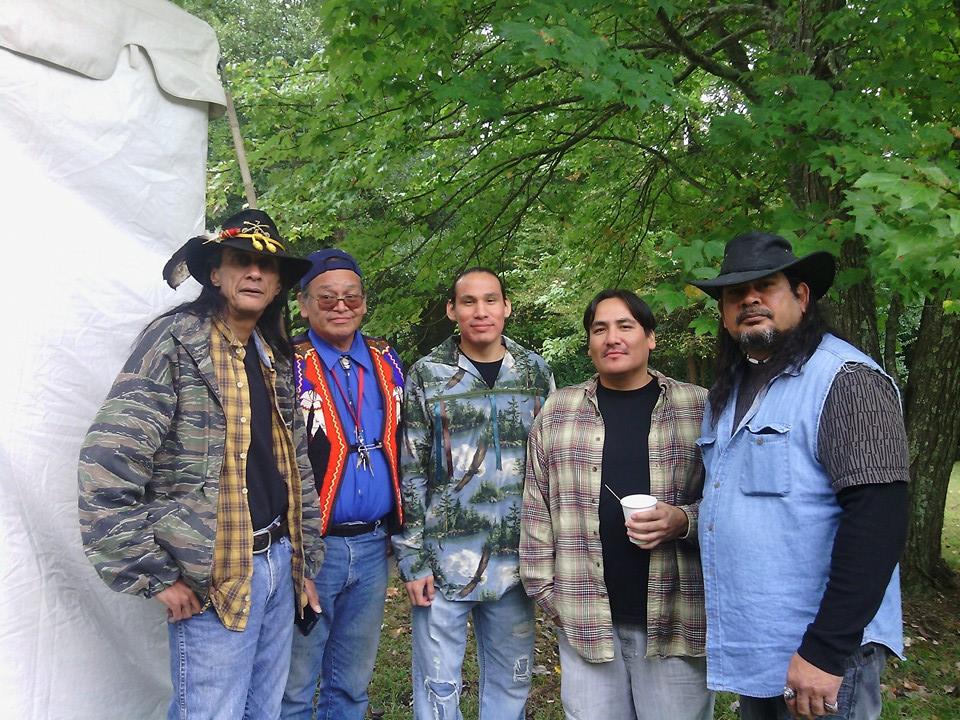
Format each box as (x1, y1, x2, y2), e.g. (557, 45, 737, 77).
(282, 248, 404, 720)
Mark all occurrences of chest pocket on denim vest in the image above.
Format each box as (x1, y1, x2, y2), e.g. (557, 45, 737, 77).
(740, 422, 791, 496)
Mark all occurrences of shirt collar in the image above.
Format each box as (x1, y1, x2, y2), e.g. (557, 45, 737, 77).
(309, 328, 371, 373)
(441, 334, 513, 367)
(212, 318, 273, 369)
(585, 368, 667, 398)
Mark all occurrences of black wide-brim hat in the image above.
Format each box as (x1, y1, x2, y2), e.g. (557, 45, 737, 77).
(163, 209, 311, 290)
(690, 231, 836, 300)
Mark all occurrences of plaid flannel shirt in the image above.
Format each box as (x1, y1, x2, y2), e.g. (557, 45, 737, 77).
(209, 321, 307, 630)
(520, 370, 707, 662)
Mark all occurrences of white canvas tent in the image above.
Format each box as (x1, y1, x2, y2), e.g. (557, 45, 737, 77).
(0, 1, 226, 716)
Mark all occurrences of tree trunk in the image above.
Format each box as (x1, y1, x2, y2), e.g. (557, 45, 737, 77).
(901, 297, 960, 589)
(785, 165, 881, 361)
(883, 293, 904, 390)
(686, 352, 699, 386)
(774, 4, 953, 590)
(830, 235, 882, 362)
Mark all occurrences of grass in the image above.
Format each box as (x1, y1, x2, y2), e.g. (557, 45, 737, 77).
(368, 464, 960, 718)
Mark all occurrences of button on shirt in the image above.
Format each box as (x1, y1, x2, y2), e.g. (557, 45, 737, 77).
(209, 320, 304, 630)
(309, 328, 393, 524)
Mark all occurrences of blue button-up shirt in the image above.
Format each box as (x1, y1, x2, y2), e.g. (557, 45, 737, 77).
(309, 329, 393, 524)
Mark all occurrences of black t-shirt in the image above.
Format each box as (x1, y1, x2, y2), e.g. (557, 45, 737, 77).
(243, 339, 288, 531)
(596, 379, 661, 625)
(465, 355, 503, 389)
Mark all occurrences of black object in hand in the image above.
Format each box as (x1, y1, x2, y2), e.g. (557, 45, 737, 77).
(295, 604, 320, 636)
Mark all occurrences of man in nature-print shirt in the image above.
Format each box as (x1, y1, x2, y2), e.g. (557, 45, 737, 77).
(393, 267, 554, 719)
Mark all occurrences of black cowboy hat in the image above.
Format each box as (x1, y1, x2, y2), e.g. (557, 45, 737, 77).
(163, 209, 311, 290)
(690, 231, 836, 300)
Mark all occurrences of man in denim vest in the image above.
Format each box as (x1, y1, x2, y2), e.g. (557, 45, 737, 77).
(690, 232, 908, 720)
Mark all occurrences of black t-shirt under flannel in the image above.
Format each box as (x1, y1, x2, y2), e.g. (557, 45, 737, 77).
(596, 379, 661, 625)
(243, 338, 288, 531)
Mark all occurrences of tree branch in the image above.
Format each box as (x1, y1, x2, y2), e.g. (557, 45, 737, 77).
(656, 8, 761, 103)
(588, 133, 711, 192)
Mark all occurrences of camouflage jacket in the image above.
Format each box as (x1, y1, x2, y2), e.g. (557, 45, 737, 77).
(78, 311, 324, 602)
(392, 335, 554, 602)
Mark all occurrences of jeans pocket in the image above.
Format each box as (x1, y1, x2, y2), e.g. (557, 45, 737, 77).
(832, 643, 887, 719)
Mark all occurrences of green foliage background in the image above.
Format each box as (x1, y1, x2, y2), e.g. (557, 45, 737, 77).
(174, 0, 960, 582)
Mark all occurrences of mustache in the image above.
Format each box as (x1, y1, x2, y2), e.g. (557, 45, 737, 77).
(736, 307, 773, 323)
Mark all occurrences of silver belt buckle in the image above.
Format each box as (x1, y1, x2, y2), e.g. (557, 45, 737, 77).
(253, 516, 282, 554)
(254, 530, 272, 554)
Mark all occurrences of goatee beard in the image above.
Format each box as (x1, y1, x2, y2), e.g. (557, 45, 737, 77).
(737, 327, 783, 354)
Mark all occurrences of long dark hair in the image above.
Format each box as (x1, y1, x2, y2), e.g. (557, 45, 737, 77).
(707, 276, 832, 425)
(156, 286, 293, 361)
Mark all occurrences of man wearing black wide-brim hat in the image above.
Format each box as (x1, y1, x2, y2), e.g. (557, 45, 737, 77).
(79, 209, 325, 718)
(690, 231, 908, 720)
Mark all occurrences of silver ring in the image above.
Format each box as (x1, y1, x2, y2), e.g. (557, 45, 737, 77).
(824, 700, 839, 713)
(782, 687, 796, 701)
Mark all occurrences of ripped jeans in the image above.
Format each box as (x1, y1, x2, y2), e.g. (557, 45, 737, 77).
(411, 583, 534, 720)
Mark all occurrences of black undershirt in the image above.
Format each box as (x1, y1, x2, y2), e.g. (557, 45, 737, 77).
(596, 379, 661, 625)
(735, 359, 908, 675)
(243, 338, 288, 531)
(465, 356, 503, 389)
(799, 482, 907, 674)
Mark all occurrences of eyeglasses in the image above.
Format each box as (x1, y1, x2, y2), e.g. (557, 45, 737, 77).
(307, 292, 364, 310)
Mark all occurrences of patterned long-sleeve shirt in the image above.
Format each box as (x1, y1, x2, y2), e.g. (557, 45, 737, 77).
(392, 335, 554, 602)
(520, 371, 707, 662)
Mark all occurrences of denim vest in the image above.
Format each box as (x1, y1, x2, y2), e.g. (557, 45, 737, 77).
(697, 334, 903, 696)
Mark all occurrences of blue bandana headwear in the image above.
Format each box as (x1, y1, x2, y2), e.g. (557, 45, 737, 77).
(300, 248, 363, 289)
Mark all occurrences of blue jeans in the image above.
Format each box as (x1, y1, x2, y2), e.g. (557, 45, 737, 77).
(282, 526, 389, 720)
(557, 623, 714, 720)
(411, 583, 534, 720)
(167, 536, 295, 720)
(738, 644, 888, 720)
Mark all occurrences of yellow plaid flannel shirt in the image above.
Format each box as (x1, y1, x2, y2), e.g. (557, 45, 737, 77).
(209, 320, 306, 630)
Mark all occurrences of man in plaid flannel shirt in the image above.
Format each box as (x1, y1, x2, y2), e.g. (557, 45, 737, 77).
(520, 289, 713, 720)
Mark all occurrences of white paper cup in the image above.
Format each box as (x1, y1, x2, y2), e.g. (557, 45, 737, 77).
(620, 494, 657, 545)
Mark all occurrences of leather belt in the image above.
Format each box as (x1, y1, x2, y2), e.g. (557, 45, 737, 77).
(325, 516, 387, 538)
(252, 518, 287, 554)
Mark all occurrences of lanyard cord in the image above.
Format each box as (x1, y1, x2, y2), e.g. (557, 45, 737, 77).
(328, 356, 365, 440)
